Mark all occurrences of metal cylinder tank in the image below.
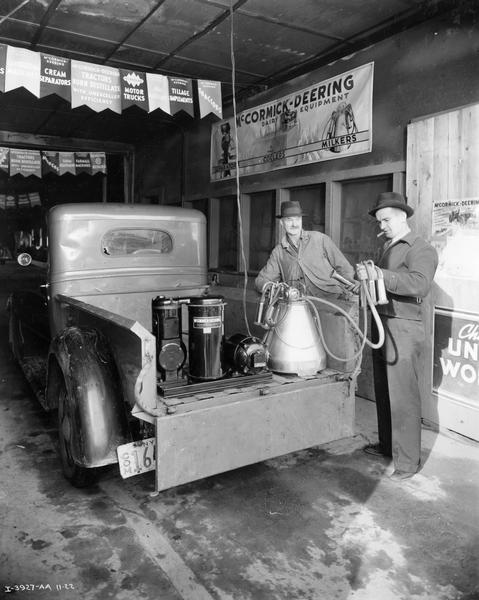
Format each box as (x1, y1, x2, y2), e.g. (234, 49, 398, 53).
(187, 296, 225, 381)
(263, 298, 326, 376)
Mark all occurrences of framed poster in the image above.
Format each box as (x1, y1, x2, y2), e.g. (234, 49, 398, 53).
(433, 307, 479, 405)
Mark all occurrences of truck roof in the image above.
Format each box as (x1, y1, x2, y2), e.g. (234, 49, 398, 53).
(48, 203, 206, 224)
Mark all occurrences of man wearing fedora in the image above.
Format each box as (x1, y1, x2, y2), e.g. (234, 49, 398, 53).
(361, 191, 438, 481)
(255, 200, 356, 297)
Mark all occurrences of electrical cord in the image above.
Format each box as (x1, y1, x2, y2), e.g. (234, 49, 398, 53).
(229, 0, 252, 337)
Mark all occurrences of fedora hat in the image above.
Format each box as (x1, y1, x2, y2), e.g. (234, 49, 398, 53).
(369, 192, 414, 218)
(276, 200, 306, 219)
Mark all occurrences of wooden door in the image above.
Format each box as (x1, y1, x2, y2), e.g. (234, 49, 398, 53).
(407, 103, 479, 440)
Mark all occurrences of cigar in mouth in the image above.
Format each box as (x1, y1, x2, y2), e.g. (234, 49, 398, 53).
(377, 232, 386, 238)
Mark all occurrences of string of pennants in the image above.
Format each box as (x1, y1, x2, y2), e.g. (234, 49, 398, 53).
(0, 44, 223, 119)
(0, 147, 107, 178)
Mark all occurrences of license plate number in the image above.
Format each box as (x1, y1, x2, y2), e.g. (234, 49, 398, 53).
(117, 438, 155, 479)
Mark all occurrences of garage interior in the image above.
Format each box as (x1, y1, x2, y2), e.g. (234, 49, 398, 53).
(1, 1, 479, 599)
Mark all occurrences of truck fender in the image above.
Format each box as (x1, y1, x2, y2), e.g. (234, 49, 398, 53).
(47, 326, 130, 468)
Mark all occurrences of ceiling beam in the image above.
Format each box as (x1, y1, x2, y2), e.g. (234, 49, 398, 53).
(101, 0, 169, 65)
(153, 0, 249, 70)
(30, 0, 63, 50)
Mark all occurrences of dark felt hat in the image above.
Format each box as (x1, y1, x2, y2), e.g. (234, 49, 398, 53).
(276, 200, 306, 219)
(369, 192, 414, 218)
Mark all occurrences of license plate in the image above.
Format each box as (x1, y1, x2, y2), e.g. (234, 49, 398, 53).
(117, 438, 156, 479)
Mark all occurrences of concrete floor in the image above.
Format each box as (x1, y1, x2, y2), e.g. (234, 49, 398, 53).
(0, 279, 478, 600)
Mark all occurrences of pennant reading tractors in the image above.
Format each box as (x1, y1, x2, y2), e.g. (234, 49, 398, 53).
(0, 43, 222, 119)
(210, 63, 374, 180)
(0, 148, 107, 177)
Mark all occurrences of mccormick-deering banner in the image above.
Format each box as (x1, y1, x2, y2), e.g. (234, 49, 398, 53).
(210, 62, 374, 180)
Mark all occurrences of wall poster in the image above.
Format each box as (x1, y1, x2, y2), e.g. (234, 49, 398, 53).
(431, 197, 479, 280)
(210, 62, 374, 181)
(433, 308, 479, 405)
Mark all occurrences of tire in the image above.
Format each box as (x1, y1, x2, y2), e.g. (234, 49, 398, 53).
(8, 310, 24, 362)
(57, 374, 97, 488)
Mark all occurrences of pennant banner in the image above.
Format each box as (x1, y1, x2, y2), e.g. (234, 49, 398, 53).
(120, 69, 149, 112)
(0, 43, 221, 119)
(210, 62, 374, 181)
(58, 152, 76, 175)
(0, 44, 6, 93)
(5, 46, 41, 97)
(0, 148, 107, 177)
(146, 73, 170, 114)
(9, 149, 42, 177)
(0, 147, 9, 175)
(40, 53, 71, 102)
(168, 77, 194, 117)
(71, 60, 121, 114)
(41, 151, 60, 175)
(198, 80, 222, 119)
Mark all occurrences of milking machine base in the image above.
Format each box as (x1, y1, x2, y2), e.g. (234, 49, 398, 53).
(122, 367, 355, 493)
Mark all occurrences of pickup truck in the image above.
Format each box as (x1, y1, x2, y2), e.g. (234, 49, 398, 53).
(8, 203, 357, 492)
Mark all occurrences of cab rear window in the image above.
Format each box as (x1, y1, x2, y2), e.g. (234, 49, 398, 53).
(102, 229, 173, 256)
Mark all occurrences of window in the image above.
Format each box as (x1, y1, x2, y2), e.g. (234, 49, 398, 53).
(249, 191, 275, 272)
(289, 184, 325, 232)
(102, 228, 173, 256)
(218, 196, 238, 270)
(340, 175, 393, 265)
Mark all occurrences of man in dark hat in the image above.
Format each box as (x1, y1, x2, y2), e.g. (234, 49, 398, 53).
(255, 200, 355, 297)
(361, 191, 438, 481)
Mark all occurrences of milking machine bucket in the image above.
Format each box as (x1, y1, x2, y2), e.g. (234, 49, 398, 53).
(258, 283, 326, 376)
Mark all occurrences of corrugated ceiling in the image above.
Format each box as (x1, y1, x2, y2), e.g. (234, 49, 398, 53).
(0, 0, 461, 143)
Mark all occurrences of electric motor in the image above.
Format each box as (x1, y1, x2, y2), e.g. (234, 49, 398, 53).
(223, 333, 268, 375)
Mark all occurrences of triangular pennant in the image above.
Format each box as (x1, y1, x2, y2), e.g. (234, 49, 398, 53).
(9, 149, 42, 177)
(0, 147, 9, 175)
(197, 80, 222, 118)
(90, 152, 107, 174)
(168, 77, 194, 117)
(120, 69, 149, 112)
(40, 53, 71, 102)
(146, 73, 170, 114)
(5, 46, 41, 97)
(71, 60, 121, 113)
(41, 151, 60, 175)
(74, 152, 92, 175)
(0, 44, 7, 92)
(58, 152, 76, 175)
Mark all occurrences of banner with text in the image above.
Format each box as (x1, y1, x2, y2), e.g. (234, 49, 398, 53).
(433, 308, 479, 404)
(0, 43, 221, 119)
(210, 62, 374, 181)
(0, 148, 106, 177)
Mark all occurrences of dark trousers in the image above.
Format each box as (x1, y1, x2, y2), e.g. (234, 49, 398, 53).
(372, 316, 425, 472)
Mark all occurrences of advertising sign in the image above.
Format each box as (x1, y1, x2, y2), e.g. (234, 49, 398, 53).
(210, 62, 373, 180)
(433, 308, 479, 404)
(431, 197, 479, 280)
(71, 60, 121, 113)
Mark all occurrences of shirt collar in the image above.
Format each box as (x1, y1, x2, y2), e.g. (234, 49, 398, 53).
(281, 229, 309, 248)
(387, 230, 416, 248)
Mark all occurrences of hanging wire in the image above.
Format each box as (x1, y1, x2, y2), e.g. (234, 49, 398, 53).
(229, 0, 252, 337)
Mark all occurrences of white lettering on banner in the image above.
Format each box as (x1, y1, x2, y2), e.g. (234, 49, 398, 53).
(44, 68, 67, 77)
(440, 357, 479, 384)
(198, 88, 221, 113)
(447, 337, 479, 360)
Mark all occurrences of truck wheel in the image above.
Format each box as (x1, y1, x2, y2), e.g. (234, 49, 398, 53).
(57, 375, 96, 488)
